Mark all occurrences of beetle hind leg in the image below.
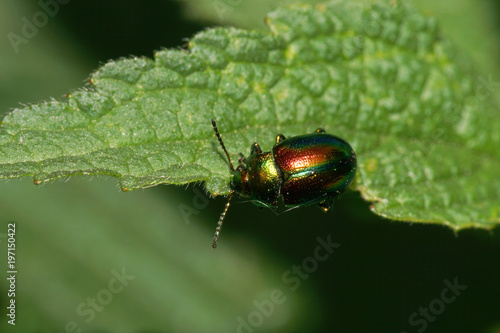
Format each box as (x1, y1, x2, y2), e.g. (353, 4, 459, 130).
(317, 198, 334, 212)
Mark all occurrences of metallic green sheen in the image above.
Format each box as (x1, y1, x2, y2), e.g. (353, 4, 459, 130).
(232, 152, 280, 207)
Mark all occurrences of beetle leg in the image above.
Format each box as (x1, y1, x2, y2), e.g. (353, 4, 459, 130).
(251, 142, 262, 154)
(238, 153, 246, 165)
(315, 128, 326, 133)
(276, 134, 286, 144)
(317, 198, 334, 212)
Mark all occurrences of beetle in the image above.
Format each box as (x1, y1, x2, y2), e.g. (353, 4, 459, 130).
(210, 119, 357, 248)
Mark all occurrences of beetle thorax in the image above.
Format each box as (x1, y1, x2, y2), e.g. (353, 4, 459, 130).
(231, 165, 250, 197)
(231, 152, 281, 207)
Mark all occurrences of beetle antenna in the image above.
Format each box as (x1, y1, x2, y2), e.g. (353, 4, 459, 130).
(211, 119, 235, 171)
(212, 191, 234, 249)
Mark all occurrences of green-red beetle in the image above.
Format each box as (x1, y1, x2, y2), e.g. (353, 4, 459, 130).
(211, 119, 357, 248)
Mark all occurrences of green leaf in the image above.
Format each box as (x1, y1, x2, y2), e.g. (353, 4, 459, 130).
(1, 1, 499, 230)
(180, 0, 500, 75)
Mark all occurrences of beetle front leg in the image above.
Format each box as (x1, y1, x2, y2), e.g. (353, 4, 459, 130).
(315, 128, 326, 133)
(276, 134, 286, 144)
(317, 198, 334, 212)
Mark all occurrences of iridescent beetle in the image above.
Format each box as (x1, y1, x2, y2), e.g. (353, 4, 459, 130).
(211, 119, 356, 248)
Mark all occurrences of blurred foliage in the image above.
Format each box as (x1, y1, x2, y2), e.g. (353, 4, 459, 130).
(180, 0, 500, 74)
(0, 0, 499, 333)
